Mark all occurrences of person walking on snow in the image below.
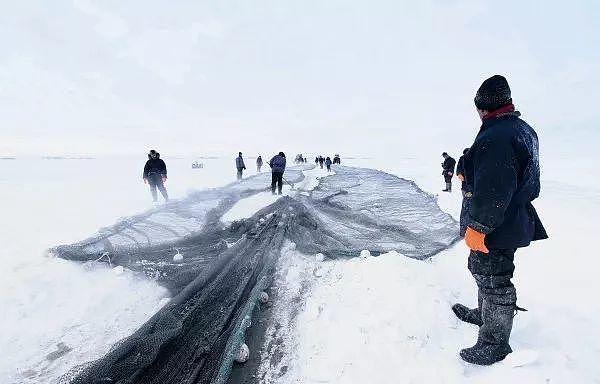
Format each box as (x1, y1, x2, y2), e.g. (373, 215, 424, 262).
(236, 152, 246, 180)
(325, 156, 332, 172)
(333, 154, 341, 164)
(256, 155, 263, 172)
(269, 152, 286, 195)
(456, 147, 471, 236)
(441, 152, 456, 192)
(143, 150, 169, 202)
(318, 156, 324, 169)
(453, 75, 548, 366)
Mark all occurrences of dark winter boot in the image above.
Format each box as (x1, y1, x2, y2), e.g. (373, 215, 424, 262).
(443, 182, 452, 192)
(460, 298, 514, 365)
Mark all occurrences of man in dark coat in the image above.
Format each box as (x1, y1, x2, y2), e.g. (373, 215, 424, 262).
(269, 152, 286, 195)
(456, 147, 471, 236)
(441, 152, 456, 192)
(318, 156, 324, 169)
(143, 150, 169, 202)
(453, 75, 548, 365)
(333, 154, 341, 165)
(235, 152, 246, 180)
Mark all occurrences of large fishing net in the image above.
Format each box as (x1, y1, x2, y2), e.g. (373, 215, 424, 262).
(50, 165, 459, 384)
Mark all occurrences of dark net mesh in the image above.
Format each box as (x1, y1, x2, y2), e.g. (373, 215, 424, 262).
(51, 166, 459, 384)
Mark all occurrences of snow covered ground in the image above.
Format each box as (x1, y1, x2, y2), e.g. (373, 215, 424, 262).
(258, 154, 600, 383)
(0, 155, 284, 383)
(222, 166, 330, 223)
(1, 149, 598, 383)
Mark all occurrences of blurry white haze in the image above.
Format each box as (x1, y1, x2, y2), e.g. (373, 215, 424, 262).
(0, 0, 598, 159)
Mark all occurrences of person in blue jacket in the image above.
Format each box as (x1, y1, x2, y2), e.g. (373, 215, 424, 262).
(453, 75, 548, 365)
(269, 152, 286, 195)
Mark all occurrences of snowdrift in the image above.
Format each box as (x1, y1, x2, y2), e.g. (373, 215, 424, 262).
(50, 166, 458, 384)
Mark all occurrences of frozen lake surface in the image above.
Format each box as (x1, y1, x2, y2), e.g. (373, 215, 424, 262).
(1, 153, 599, 383)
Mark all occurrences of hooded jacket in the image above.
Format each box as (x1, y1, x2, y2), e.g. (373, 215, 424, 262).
(143, 153, 167, 178)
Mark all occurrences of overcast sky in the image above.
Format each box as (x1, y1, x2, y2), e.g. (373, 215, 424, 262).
(1, 0, 598, 157)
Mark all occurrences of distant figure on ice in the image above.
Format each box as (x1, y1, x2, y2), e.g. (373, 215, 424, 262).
(268, 152, 286, 195)
(143, 150, 169, 202)
(318, 156, 324, 169)
(453, 75, 547, 366)
(333, 154, 341, 165)
(256, 155, 263, 172)
(315, 156, 319, 164)
(236, 152, 246, 180)
(456, 147, 471, 236)
(441, 152, 456, 192)
(325, 156, 332, 172)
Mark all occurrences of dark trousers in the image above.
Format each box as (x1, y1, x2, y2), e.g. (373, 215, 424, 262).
(237, 168, 243, 180)
(271, 172, 283, 194)
(326, 165, 331, 172)
(468, 249, 517, 345)
(148, 174, 168, 202)
(444, 172, 453, 188)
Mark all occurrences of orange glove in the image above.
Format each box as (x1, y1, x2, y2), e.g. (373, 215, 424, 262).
(465, 227, 489, 254)
(457, 174, 465, 181)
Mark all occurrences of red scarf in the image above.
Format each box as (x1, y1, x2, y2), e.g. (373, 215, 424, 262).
(482, 103, 515, 120)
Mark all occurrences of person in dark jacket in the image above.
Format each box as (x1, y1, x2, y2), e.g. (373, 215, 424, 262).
(456, 148, 471, 236)
(441, 152, 456, 192)
(456, 148, 469, 193)
(235, 152, 246, 180)
(325, 156, 332, 172)
(256, 155, 263, 172)
(318, 156, 324, 169)
(269, 152, 286, 195)
(333, 154, 341, 165)
(143, 150, 169, 202)
(453, 75, 548, 366)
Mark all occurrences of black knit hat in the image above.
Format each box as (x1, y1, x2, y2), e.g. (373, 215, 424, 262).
(474, 75, 512, 111)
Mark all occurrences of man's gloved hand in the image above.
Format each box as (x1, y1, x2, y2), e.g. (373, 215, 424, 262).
(465, 227, 489, 254)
